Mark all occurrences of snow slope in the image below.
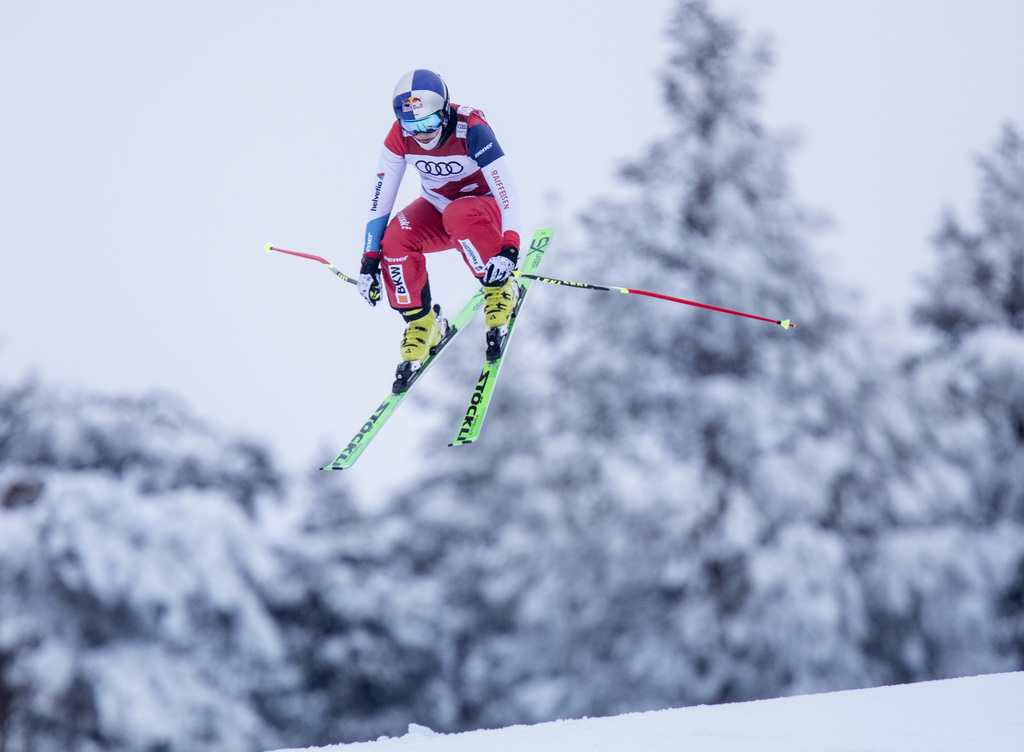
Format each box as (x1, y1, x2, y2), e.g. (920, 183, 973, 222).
(269, 672, 1024, 752)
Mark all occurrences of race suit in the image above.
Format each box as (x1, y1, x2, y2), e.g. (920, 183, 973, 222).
(361, 103, 522, 313)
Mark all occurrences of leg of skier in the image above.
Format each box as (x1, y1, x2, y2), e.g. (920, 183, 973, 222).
(379, 198, 452, 369)
(441, 197, 519, 338)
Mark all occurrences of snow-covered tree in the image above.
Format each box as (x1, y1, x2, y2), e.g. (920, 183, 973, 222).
(366, 4, 1024, 732)
(377, 0, 900, 727)
(0, 376, 483, 750)
(914, 124, 1024, 341)
(882, 123, 1024, 678)
(258, 468, 466, 746)
(0, 381, 293, 752)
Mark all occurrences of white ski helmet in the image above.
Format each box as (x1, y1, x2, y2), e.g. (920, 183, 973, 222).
(392, 69, 450, 133)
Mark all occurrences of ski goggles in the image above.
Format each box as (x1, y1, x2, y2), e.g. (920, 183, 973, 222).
(399, 112, 444, 134)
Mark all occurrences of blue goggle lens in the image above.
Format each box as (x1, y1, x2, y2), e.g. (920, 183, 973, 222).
(400, 112, 444, 134)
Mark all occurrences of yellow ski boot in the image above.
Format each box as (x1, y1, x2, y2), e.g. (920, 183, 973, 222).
(483, 278, 520, 361)
(393, 306, 445, 393)
(484, 277, 519, 329)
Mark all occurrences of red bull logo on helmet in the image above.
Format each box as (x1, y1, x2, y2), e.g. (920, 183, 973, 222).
(401, 96, 424, 114)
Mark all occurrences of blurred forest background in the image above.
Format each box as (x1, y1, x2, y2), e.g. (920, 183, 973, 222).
(2, 2, 1023, 751)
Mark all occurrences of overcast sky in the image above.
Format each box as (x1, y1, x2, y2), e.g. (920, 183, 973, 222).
(3, 1, 1023, 492)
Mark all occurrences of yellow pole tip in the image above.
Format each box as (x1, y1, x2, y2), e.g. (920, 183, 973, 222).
(264, 243, 274, 252)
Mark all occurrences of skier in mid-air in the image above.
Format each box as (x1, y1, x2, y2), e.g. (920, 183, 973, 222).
(356, 69, 523, 384)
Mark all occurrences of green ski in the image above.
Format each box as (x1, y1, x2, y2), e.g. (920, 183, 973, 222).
(322, 290, 486, 470)
(449, 227, 552, 447)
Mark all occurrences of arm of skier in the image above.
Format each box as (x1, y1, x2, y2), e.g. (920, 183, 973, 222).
(467, 115, 522, 283)
(358, 138, 405, 305)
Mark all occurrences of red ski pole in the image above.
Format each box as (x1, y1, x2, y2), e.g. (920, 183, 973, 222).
(265, 243, 358, 286)
(265, 243, 384, 304)
(515, 271, 794, 329)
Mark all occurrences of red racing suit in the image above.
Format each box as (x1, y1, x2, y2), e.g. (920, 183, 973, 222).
(361, 104, 522, 314)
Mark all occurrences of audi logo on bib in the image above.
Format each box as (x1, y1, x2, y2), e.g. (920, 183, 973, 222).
(415, 160, 464, 176)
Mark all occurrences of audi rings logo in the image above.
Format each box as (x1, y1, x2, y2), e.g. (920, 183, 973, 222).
(415, 160, 464, 176)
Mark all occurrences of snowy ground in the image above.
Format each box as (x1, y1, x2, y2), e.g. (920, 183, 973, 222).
(268, 672, 1024, 752)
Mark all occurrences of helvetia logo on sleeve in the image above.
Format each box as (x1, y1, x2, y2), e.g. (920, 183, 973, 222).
(370, 173, 385, 212)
